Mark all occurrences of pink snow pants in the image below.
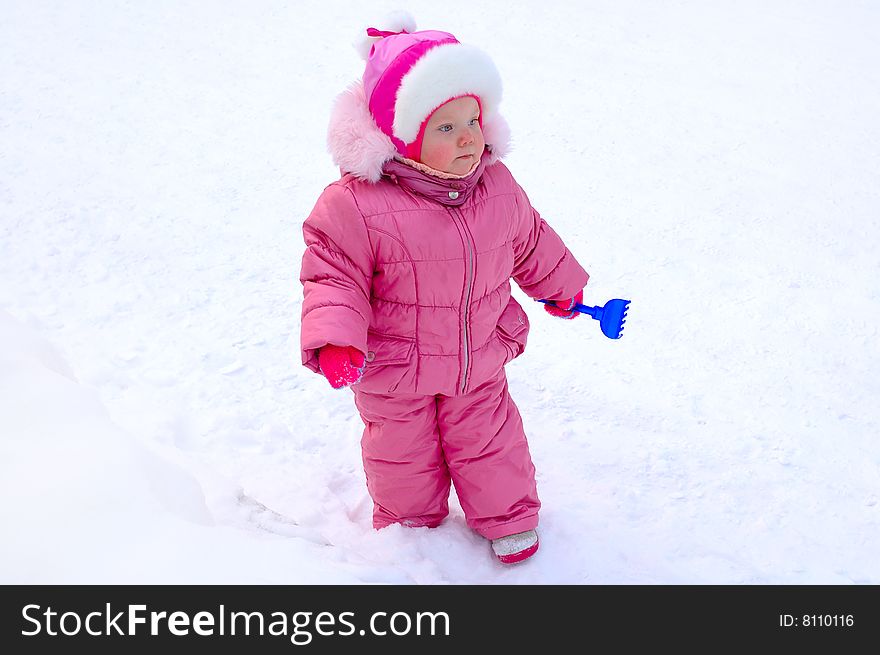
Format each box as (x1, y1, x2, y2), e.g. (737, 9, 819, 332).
(352, 369, 540, 540)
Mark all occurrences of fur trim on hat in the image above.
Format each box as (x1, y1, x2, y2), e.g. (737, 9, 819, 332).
(327, 81, 398, 183)
(482, 112, 511, 166)
(392, 43, 503, 144)
(327, 80, 511, 183)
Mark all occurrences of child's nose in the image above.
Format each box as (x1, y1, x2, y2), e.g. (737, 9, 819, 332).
(459, 128, 475, 147)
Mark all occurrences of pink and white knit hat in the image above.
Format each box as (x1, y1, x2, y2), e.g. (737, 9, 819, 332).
(355, 12, 503, 159)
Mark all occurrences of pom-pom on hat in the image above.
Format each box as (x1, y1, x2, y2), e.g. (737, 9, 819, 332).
(356, 12, 503, 159)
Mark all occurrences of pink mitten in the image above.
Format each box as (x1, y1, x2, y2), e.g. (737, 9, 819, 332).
(543, 289, 584, 320)
(318, 345, 366, 389)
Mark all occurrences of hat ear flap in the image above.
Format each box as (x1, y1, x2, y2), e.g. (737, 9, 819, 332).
(327, 81, 398, 182)
(482, 113, 511, 162)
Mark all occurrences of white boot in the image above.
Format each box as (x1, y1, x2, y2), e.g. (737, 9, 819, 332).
(491, 529, 539, 564)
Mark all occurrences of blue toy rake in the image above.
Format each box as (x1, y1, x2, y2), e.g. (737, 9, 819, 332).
(538, 298, 631, 339)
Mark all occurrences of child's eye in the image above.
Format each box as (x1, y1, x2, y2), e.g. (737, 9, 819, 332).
(439, 124, 453, 133)
(469, 118, 480, 126)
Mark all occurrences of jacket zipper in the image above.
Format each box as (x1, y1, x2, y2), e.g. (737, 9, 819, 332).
(450, 207, 475, 394)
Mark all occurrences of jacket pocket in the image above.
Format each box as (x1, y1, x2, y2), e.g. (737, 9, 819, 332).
(364, 331, 416, 366)
(495, 299, 529, 362)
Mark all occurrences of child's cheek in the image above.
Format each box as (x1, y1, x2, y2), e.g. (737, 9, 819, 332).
(421, 141, 452, 168)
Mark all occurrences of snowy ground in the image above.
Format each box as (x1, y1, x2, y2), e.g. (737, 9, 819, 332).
(2, 0, 878, 584)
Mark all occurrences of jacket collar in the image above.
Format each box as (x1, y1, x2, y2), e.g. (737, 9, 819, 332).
(381, 149, 490, 207)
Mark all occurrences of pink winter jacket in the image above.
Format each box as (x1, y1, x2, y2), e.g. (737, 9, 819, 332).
(300, 82, 589, 397)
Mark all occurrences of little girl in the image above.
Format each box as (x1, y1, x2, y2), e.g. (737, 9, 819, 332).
(300, 13, 589, 564)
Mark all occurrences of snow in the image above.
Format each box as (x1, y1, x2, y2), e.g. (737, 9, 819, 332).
(2, 0, 878, 584)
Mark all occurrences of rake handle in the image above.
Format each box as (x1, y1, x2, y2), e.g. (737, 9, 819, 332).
(537, 299, 602, 319)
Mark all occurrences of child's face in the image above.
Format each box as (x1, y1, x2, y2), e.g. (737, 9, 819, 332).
(419, 96, 485, 175)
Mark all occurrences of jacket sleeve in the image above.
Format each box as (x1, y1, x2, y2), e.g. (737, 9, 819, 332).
(510, 181, 590, 301)
(299, 182, 373, 374)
